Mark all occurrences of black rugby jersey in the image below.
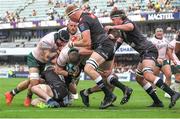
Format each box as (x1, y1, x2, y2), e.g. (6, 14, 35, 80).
(120, 19, 156, 54)
(41, 69, 66, 88)
(78, 12, 109, 49)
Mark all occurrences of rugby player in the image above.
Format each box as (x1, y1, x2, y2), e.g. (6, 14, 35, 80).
(5, 30, 69, 106)
(65, 4, 117, 109)
(167, 37, 180, 94)
(105, 9, 180, 108)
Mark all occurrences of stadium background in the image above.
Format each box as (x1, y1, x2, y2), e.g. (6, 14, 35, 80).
(0, 0, 180, 118)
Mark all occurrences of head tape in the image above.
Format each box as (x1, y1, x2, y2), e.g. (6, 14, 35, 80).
(110, 9, 126, 20)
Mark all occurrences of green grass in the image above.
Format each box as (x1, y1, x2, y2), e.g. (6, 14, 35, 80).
(0, 78, 180, 118)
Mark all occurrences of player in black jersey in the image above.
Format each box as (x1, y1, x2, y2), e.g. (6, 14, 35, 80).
(65, 4, 117, 109)
(79, 29, 133, 107)
(105, 9, 180, 108)
(31, 66, 69, 108)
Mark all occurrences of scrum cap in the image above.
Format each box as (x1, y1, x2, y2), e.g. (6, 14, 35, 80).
(54, 30, 70, 42)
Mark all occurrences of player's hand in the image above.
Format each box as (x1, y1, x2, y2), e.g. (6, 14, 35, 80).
(68, 41, 74, 48)
(157, 58, 163, 65)
(172, 59, 177, 65)
(71, 36, 78, 42)
(104, 26, 113, 32)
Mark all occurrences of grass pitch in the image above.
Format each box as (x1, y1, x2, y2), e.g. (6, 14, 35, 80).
(0, 78, 180, 118)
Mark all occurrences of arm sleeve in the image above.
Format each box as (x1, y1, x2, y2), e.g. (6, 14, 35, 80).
(78, 18, 90, 32)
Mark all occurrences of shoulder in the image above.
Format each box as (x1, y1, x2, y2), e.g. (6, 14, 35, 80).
(79, 12, 96, 23)
(40, 32, 55, 42)
(58, 27, 67, 32)
(123, 19, 133, 24)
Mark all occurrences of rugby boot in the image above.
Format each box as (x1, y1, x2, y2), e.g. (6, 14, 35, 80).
(24, 97, 32, 107)
(5, 92, 14, 105)
(169, 92, 180, 108)
(99, 93, 116, 109)
(120, 87, 133, 105)
(80, 89, 90, 107)
(147, 101, 164, 107)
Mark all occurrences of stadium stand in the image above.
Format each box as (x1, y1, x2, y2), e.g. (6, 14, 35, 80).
(0, 0, 179, 23)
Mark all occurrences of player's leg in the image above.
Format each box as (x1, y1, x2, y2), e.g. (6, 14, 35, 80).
(170, 65, 180, 92)
(68, 80, 79, 100)
(80, 85, 102, 107)
(161, 61, 172, 98)
(161, 61, 172, 86)
(80, 59, 132, 107)
(101, 60, 133, 105)
(31, 84, 59, 108)
(84, 51, 116, 109)
(31, 98, 47, 108)
(5, 80, 30, 105)
(136, 66, 163, 107)
(24, 67, 40, 107)
(141, 59, 180, 108)
(25, 53, 46, 107)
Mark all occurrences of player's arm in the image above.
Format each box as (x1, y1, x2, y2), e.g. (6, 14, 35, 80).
(175, 42, 180, 60)
(108, 29, 124, 51)
(39, 41, 58, 62)
(54, 65, 69, 77)
(167, 47, 177, 65)
(76, 47, 93, 56)
(69, 20, 91, 48)
(105, 22, 134, 32)
(69, 30, 91, 48)
(54, 54, 74, 77)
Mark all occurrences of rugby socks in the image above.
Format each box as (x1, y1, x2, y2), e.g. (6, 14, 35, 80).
(109, 76, 126, 93)
(143, 82, 161, 103)
(154, 77, 175, 96)
(95, 76, 111, 96)
(10, 88, 20, 96)
(27, 91, 33, 99)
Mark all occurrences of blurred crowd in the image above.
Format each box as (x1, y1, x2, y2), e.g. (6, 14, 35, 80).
(0, 0, 179, 23)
